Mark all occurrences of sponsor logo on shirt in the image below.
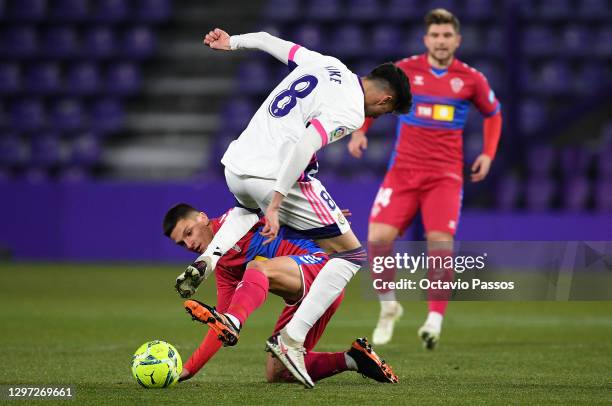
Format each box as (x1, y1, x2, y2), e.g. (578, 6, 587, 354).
(415, 103, 455, 122)
(413, 75, 424, 86)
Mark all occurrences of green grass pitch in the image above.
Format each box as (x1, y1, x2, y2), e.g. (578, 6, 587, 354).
(1, 263, 610, 405)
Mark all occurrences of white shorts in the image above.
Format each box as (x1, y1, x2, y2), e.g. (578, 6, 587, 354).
(225, 168, 351, 239)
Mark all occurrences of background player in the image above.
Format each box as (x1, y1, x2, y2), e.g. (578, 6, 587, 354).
(175, 28, 411, 387)
(348, 9, 503, 348)
(163, 203, 398, 384)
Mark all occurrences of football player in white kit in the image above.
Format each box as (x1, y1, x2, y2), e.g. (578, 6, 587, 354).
(176, 28, 412, 388)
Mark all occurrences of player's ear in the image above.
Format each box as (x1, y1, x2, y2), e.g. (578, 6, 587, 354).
(455, 33, 462, 46)
(197, 211, 209, 224)
(379, 94, 393, 106)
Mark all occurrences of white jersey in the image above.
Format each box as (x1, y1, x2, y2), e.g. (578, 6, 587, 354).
(221, 45, 365, 179)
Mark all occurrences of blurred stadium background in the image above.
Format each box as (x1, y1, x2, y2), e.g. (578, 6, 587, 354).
(1, 1, 611, 402)
(0, 0, 611, 255)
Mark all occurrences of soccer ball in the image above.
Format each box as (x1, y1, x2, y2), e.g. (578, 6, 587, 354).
(131, 340, 182, 388)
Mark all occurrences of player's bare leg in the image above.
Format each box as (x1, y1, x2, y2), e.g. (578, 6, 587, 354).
(418, 231, 454, 350)
(266, 230, 366, 388)
(368, 222, 403, 345)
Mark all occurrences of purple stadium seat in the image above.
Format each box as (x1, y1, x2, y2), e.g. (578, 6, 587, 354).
(0, 63, 20, 94)
(560, 25, 592, 56)
(458, 25, 481, 55)
(484, 27, 504, 56)
(71, 132, 101, 166)
(578, 0, 610, 19)
(463, 0, 495, 20)
(496, 174, 521, 211)
(66, 63, 100, 95)
(292, 24, 324, 52)
(122, 26, 156, 59)
(351, 59, 379, 77)
(83, 26, 116, 59)
(368, 114, 397, 137)
(522, 26, 556, 56)
(263, 0, 300, 21)
(472, 59, 502, 93)
(91, 98, 124, 134)
(347, 0, 382, 21)
(370, 25, 403, 58)
(404, 27, 425, 55)
(51, 99, 84, 131)
(426, 0, 456, 14)
(527, 145, 556, 177)
(574, 63, 606, 94)
(29, 132, 63, 167)
(306, 0, 341, 21)
(24, 167, 52, 182)
(94, 0, 128, 22)
(0, 0, 5, 18)
(11, 99, 45, 131)
(594, 26, 612, 57)
(386, 0, 422, 21)
(537, 61, 572, 94)
(135, 0, 171, 22)
(51, 0, 89, 22)
(42, 26, 78, 58)
(329, 25, 365, 57)
(222, 98, 256, 134)
(597, 146, 612, 178)
(9, 0, 46, 21)
(563, 176, 590, 211)
(538, 0, 572, 20)
(26, 63, 61, 95)
(1, 26, 37, 58)
(237, 60, 270, 94)
(106, 63, 141, 95)
(526, 176, 556, 211)
(560, 146, 591, 176)
(0, 134, 26, 168)
(363, 138, 394, 170)
(58, 166, 90, 182)
(595, 181, 612, 211)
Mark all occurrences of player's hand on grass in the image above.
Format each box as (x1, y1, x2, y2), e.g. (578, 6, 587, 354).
(471, 153, 492, 182)
(203, 28, 231, 51)
(348, 130, 368, 159)
(175, 261, 207, 298)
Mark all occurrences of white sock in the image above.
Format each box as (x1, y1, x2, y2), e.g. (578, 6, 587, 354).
(225, 313, 241, 330)
(197, 207, 259, 266)
(344, 353, 358, 371)
(378, 290, 396, 302)
(380, 299, 398, 315)
(425, 311, 443, 331)
(285, 258, 360, 343)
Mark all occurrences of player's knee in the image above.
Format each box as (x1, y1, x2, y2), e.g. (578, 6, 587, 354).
(368, 223, 399, 242)
(426, 231, 454, 242)
(265, 355, 291, 383)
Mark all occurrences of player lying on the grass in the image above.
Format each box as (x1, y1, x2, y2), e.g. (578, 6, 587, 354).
(163, 203, 398, 384)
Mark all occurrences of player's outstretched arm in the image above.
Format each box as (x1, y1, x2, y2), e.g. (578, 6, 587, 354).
(204, 28, 296, 65)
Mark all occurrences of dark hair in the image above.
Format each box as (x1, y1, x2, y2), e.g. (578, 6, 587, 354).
(425, 8, 460, 33)
(163, 203, 198, 237)
(367, 62, 412, 115)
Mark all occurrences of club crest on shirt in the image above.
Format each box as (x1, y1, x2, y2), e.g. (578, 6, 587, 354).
(330, 126, 348, 142)
(450, 77, 464, 93)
